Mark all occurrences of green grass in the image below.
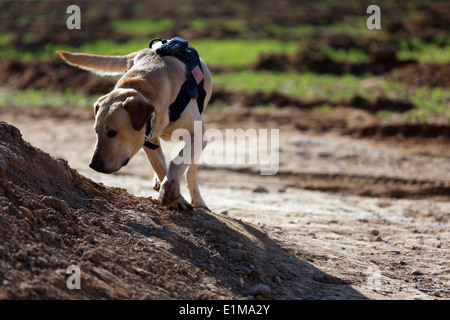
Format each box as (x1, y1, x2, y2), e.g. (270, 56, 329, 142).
(312, 20, 374, 36)
(188, 18, 372, 39)
(255, 104, 277, 112)
(223, 19, 248, 33)
(313, 105, 334, 114)
(0, 33, 13, 46)
(190, 18, 210, 31)
(213, 70, 450, 121)
(274, 24, 317, 37)
(398, 38, 450, 64)
(378, 81, 450, 120)
(0, 88, 94, 108)
(190, 18, 249, 33)
(376, 110, 393, 121)
(398, 45, 450, 64)
(407, 87, 450, 120)
(0, 10, 447, 123)
(191, 38, 300, 68)
(0, 38, 149, 61)
(2, 67, 448, 122)
(2, 28, 448, 68)
(213, 70, 372, 100)
(111, 18, 174, 35)
(318, 37, 450, 64)
(322, 46, 368, 63)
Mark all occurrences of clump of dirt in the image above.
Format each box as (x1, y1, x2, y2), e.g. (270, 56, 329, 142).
(0, 121, 365, 299)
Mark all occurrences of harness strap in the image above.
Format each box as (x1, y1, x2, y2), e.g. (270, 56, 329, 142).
(168, 46, 206, 122)
(144, 37, 206, 150)
(168, 77, 199, 122)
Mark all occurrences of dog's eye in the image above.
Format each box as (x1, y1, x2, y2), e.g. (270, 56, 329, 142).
(107, 130, 118, 138)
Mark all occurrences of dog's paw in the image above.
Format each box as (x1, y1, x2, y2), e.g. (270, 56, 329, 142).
(159, 179, 193, 212)
(192, 199, 209, 211)
(168, 197, 194, 212)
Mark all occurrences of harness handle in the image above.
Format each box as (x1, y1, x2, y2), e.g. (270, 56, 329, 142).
(149, 38, 167, 49)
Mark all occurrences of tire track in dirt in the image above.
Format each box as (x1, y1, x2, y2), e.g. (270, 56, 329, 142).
(202, 166, 450, 202)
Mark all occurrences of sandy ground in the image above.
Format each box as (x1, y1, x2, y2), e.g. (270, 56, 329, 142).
(1, 105, 448, 300)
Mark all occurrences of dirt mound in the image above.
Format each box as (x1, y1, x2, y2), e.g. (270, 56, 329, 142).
(388, 63, 450, 88)
(0, 59, 116, 95)
(349, 123, 450, 140)
(269, 170, 450, 202)
(252, 48, 417, 77)
(386, 2, 450, 42)
(0, 121, 368, 300)
(211, 87, 416, 116)
(252, 44, 449, 89)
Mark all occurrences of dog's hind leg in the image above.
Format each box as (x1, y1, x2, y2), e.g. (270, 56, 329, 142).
(186, 163, 208, 209)
(186, 132, 208, 209)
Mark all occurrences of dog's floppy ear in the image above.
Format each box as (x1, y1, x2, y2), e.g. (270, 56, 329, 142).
(93, 94, 108, 116)
(123, 96, 155, 131)
(93, 101, 100, 116)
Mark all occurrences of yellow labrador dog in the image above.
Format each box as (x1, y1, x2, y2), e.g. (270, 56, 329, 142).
(57, 42, 212, 211)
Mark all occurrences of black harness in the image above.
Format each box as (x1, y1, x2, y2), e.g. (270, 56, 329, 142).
(144, 37, 206, 150)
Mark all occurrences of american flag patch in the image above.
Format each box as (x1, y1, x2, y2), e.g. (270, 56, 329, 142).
(192, 65, 204, 84)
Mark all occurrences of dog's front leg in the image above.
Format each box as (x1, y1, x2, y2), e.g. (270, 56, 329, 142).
(143, 140, 167, 191)
(158, 135, 196, 211)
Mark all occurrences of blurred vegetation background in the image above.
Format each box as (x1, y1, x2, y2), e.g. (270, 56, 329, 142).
(0, 0, 449, 122)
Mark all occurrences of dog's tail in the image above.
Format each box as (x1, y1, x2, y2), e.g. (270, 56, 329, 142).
(57, 51, 136, 75)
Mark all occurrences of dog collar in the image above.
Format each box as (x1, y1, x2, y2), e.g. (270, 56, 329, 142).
(143, 120, 160, 150)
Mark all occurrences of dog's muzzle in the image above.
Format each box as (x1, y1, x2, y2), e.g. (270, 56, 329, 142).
(89, 157, 130, 173)
(89, 159, 103, 172)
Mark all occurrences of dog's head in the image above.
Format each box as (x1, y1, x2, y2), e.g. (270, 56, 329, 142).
(89, 89, 154, 173)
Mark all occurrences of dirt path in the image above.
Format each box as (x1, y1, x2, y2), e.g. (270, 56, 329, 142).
(1, 105, 449, 299)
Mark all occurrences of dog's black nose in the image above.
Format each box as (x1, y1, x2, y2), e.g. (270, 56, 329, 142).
(89, 160, 102, 172)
